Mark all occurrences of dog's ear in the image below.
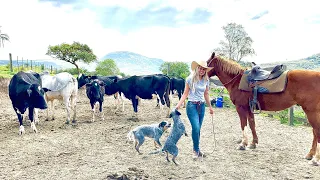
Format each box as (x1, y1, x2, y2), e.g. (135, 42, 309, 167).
(159, 121, 166, 128)
(175, 109, 181, 116)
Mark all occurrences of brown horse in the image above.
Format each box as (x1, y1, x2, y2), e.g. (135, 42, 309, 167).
(206, 52, 320, 165)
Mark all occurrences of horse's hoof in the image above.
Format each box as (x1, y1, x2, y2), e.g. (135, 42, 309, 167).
(305, 154, 313, 160)
(237, 145, 246, 150)
(308, 158, 320, 166)
(249, 144, 256, 149)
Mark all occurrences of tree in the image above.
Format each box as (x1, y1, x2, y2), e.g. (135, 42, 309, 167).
(160, 62, 190, 79)
(46, 41, 97, 74)
(95, 59, 120, 76)
(214, 23, 255, 62)
(0, 26, 10, 48)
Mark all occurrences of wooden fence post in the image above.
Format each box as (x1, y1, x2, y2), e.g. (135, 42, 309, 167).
(16, 56, 19, 71)
(9, 53, 13, 72)
(288, 106, 294, 126)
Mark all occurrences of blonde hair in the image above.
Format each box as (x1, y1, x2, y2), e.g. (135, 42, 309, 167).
(190, 66, 209, 92)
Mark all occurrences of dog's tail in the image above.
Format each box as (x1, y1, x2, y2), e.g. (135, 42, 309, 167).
(148, 149, 164, 155)
(126, 130, 136, 143)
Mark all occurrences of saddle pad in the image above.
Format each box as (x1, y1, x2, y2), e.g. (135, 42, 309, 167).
(239, 70, 289, 93)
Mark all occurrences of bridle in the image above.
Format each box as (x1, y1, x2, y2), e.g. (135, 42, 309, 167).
(206, 57, 243, 87)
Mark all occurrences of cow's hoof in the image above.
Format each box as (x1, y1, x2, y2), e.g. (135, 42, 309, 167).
(65, 120, 70, 124)
(249, 144, 256, 149)
(237, 145, 246, 150)
(19, 126, 25, 135)
(72, 120, 77, 124)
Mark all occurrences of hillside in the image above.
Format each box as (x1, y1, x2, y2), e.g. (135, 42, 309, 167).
(259, 53, 320, 70)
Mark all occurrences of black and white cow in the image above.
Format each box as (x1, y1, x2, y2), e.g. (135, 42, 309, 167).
(77, 74, 124, 111)
(104, 74, 171, 117)
(41, 71, 78, 124)
(8, 71, 50, 135)
(85, 79, 105, 122)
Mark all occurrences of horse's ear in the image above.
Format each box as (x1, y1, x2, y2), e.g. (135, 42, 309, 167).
(211, 52, 215, 59)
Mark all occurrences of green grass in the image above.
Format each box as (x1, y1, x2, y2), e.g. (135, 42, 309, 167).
(0, 65, 57, 78)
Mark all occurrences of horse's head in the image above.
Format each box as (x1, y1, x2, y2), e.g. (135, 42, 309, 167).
(206, 52, 216, 77)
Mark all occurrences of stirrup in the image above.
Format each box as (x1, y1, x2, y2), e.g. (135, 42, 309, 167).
(249, 99, 261, 114)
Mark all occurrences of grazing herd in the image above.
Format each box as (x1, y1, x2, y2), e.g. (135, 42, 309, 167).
(8, 70, 185, 135)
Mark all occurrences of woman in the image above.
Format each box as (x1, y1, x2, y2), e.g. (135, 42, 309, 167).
(175, 60, 214, 158)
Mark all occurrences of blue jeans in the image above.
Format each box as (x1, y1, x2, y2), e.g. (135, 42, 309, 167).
(186, 101, 205, 153)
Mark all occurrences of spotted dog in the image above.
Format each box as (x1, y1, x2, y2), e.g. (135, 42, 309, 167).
(162, 109, 188, 165)
(149, 109, 188, 165)
(127, 121, 171, 154)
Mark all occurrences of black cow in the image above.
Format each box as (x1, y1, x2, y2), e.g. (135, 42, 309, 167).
(104, 75, 171, 117)
(85, 79, 105, 122)
(170, 77, 185, 101)
(77, 74, 124, 111)
(8, 71, 50, 135)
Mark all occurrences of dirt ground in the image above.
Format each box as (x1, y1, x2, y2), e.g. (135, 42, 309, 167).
(0, 85, 320, 180)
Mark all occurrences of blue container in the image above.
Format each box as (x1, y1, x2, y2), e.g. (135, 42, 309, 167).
(215, 96, 223, 108)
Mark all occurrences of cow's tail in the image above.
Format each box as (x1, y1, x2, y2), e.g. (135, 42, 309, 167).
(71, 76, 78, 94)
(165, 79, 171, 108)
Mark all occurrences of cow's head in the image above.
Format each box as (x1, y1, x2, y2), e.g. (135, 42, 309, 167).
(77, 73, 91, 89)
(86, 79, 105, 99)
(27, 84, 50, 109)
(104, 78, 119, 96)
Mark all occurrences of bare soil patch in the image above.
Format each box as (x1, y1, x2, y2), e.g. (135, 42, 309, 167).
(0, 82, 319, 179)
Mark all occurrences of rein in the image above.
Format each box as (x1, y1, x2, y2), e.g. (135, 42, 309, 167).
(221, 73, 242, 86)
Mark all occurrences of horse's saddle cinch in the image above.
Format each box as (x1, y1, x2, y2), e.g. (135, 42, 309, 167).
(247, 64, 286, 81)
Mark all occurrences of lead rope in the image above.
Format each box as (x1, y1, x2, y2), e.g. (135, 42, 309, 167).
(210, 115, 217, 153)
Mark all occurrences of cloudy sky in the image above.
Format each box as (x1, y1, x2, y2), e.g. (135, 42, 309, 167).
(0, 0, 320, 65)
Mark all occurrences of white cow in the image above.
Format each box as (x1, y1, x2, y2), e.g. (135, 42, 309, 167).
(41, 71, 78, 124)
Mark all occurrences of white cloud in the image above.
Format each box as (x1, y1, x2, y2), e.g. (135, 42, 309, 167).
(1, 0, 320, 71)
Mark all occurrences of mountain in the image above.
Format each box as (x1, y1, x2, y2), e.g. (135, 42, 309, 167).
(259, 53, 320, 70)
(99, 51, 164, 75)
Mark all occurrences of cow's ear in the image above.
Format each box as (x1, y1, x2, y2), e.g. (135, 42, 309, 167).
(42, 88, 51, 92)
(27, 89, 32, 97)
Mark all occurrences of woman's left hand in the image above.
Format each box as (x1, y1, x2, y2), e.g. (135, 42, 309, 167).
(209, 107, 214, 115)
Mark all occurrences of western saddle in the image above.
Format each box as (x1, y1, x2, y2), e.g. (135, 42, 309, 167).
(247, 64, 286, 114)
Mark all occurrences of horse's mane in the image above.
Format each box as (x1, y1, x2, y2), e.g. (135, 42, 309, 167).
(214, 56, 245, 75)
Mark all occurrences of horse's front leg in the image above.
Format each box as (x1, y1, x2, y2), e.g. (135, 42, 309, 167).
(248, 111, 258, 149)
(236, 105, 248, 150)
